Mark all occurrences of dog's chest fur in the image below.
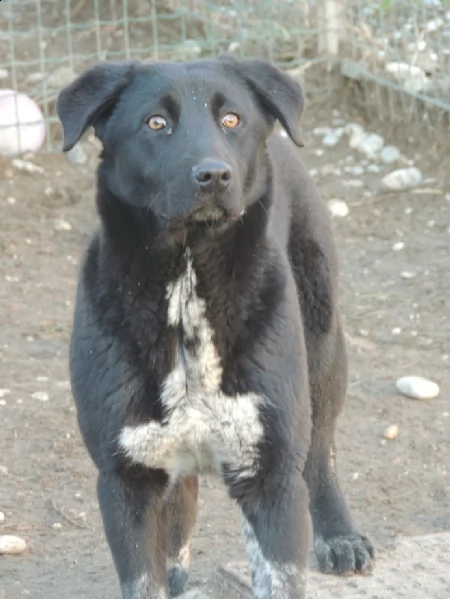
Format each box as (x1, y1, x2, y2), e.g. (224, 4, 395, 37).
(119, 251, 264, 481)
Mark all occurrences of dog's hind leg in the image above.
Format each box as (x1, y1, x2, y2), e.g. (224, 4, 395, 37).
(304, 326, 375, 576)
(167, 476, 199, 597)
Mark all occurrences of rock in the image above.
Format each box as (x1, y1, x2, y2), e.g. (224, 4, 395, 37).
(392, 241, 405, 251)
(31, 391, 49, 402)
(0, 511, 4, 523)
(66, 143, 87, 164)
(322, 131, 340, 147)
(367, 164, 381, 174)
(12, 159, 44, 174)
(0, 535, 26, 555)
(382, 167, 423, 191)
(0, 389, 10, 398)
(401, 271, 416, 279)
(345, 165, 364, 176)
(396, 376, 440, 399)
(0, 68, 8, 80)
(315, 149, 324, 157)
(346, 179, 364, 188)
(313, 127, 332, 137)
(327, 199, 349, 217)
(385, 62, 432, 94)
(384, 425, 398, 440)
(353, 133, 385, 159)
(53, 219, 72, 232)
(380, 146, 400, 164)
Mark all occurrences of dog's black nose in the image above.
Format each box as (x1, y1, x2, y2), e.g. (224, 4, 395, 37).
(192, 160, 232, 194)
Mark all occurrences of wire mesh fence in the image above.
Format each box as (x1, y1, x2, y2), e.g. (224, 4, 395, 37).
(0, 0, 449, 154)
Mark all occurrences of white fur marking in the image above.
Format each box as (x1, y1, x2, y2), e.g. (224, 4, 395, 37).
(120, 251, 264, 481)
(242, 518, 306, 599)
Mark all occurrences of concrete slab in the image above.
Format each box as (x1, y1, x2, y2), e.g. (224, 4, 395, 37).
(210, 532, 450, 599)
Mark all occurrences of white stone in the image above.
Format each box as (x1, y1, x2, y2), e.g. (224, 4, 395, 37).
(53, 219, 72, 232)
(353, 133, 385, 159)
(0, 535, 26, 555)
(382, 167, 422, 191)
(380, 146, 400, 164)
(12, 159, 44, 174)
(0, 389, 10, 398)
(31, 391, 49, 402)
(366, 164, 380, 174)
(385, 62, 432, 94)
(401, 271, 416, 279)
(0, 511, 4, 523)
(392, 242, 405, 251)
(384, 425, 398, 440)
(327, 199, 349, 217)
(0, 68, 9, 80)
(66, 144, 87, 164)
(396, 376, 440, 400)
(315, 149, 324, 157)
(313, 127, 332, 137)
(322, 131, 340, 147)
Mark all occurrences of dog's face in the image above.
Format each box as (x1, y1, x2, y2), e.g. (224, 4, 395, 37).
(57, 57, 304, 231)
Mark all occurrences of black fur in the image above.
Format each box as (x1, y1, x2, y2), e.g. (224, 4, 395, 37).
(57, 57, 374, 599)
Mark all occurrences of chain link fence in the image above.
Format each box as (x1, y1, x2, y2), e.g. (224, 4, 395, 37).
(0, 0, 449, 153)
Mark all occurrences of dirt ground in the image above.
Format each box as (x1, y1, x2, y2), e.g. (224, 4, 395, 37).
(1, 93, 449, 598)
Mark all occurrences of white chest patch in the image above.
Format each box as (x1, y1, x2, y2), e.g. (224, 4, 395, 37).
(119, 251, 264, 482)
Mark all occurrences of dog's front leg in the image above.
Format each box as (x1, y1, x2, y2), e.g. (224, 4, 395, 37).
(97, 471, 169, 599)
(237, 472, 310, 599)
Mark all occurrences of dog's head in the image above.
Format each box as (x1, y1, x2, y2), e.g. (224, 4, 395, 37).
(57, 56, 304, 231)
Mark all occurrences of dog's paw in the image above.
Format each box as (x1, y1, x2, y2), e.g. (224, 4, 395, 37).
(314, 533, 375, 576)
(168, 565, 189, 597)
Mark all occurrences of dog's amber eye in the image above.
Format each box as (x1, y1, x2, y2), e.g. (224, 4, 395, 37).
(222, 113, 240, 129)
(147, 115, 167, 131)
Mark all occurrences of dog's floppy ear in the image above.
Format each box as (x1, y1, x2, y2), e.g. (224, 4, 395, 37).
(56, 61, 138, 151)
(222, 56, 304, 147)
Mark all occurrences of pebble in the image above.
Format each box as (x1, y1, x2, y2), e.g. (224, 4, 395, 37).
(327, 199, 349, 217)
(322, 131, 340, 147)
(315, 149, 324, 157)
(380, 146, 400, 164)
(66, 144, 87, 164)
(384, 425, 398, 440)
(313, 127, 332, 137)
(396, 376, 440, 400)
(382, 167, 423, 191)
(344, 165, 364, 176)
(366, 164, 381, 174)
(0, 68, 9, 79)
(0, 535, 26, 555)
(401, 271, 416, 279)
(53, 219, 72, 232)
(52, 522, 62, 530)
(0, 389, 10, 398)
(12, 159, 44, 175)
(0, 511, 4, 523)
(392, 241, 405, 251)
(31, 391, 49, 402)
(354, 133, 385, 159)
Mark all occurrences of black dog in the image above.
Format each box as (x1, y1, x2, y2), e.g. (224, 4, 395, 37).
(57, 56, 374, 599)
